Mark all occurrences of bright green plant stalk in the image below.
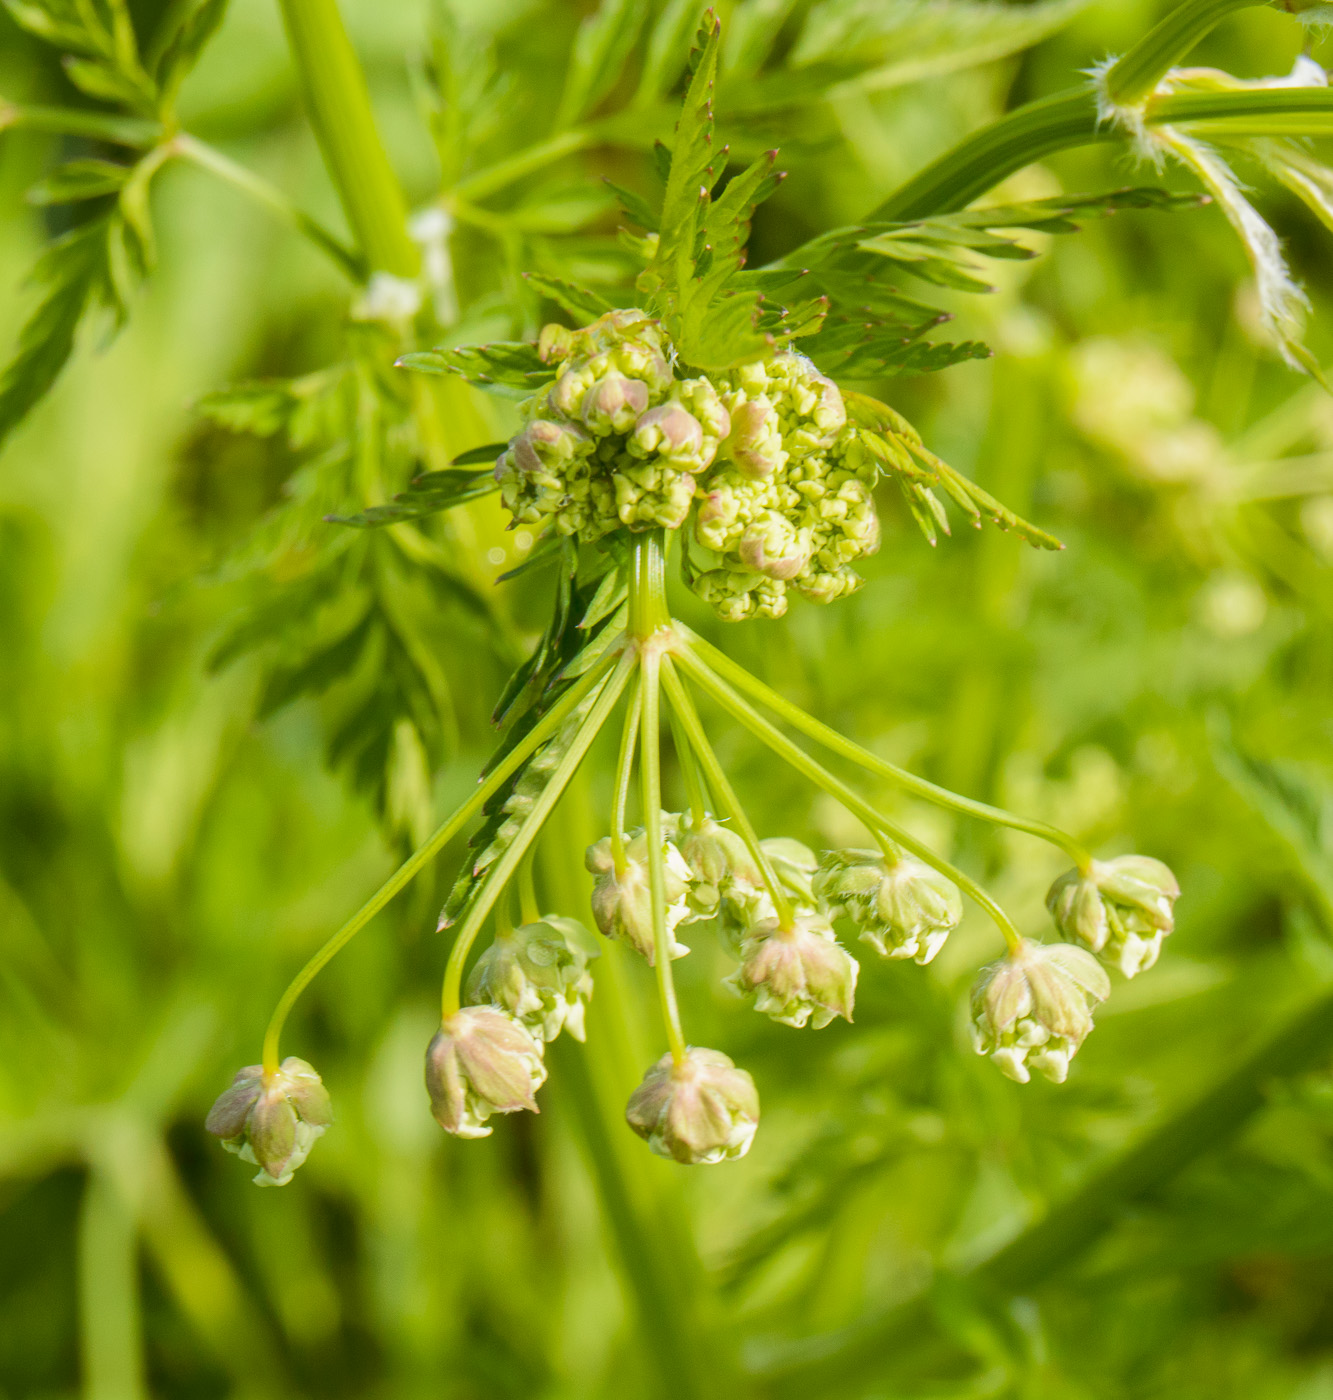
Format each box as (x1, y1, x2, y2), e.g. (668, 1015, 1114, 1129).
(261, 653, 615, 1072)
(660, 657, 795, 927)
(275, 0, 418, 276)
(667, 704, 709, 829)
(1103, 0, 1267, 106)
(676, 648, 1025, 954)
(439, 655, 633, 1018)
(610, 675, 644, 874)
(679, 627, 1091, 872)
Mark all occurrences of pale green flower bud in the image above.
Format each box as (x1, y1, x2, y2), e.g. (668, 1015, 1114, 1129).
(794, 568, 864, 606)
(970, 940, 1111, 1084)
(738, 511, 811, 581)
(206, 1057, 333, 1187)
(677, 814, 761, 917)
(761, 837, 820, 905)
(691, 568, 790, 622)
(466, 916, 599, 1043)
(631, 401, 709, 471)
(726, 395, 786, 477)
(585, 833, 693, 963)
(769, 352, 846, 450)
(625, 1047, 759, 1164)
(425, 1007, 546, 1138)
(582, 374, 650, 435)
(814, 848, 962, 964)
(1047, 855, 1180, 978)
(676, 376, 731, 442)
(537, 322, 576, 364)
(728, 912, 858, 1029)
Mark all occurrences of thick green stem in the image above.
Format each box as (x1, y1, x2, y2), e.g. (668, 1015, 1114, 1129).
(610, 674, 645, 875)
(676, 650, 1024, 955)
(629, 531, 671, 639)
(275, 0, 419, 277)
(1104, 0, 1266, 108)
(680, 627, 1090, 872)
(261, 653, 616, 1072)
(660, 656, 795, 928)
(441, 657, 633, 1019)
(640, 649, 687, 1063)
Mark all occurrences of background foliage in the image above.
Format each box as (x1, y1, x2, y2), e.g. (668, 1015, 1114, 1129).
(3, 1, 1333, 1397)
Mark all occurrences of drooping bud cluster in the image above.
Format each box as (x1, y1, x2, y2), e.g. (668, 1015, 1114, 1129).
(1047, 855, 1180, 977)
(495, 312, 883, 620)
(585, 825, 695, 963)
(727, 911, 858, 1029)
(466, 915, 599, 1042)
(626, 1047, 760, 1164)
(425, 1006, 547, 1138)
(970, 940, 1111, 1084)
(206, 1057, 333, 1186)
(814, 847, 963, 964)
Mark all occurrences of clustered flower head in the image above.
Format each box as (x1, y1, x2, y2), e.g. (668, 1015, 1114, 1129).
(814, 846, 963, 964)
(495, 311, 882, 621)
(205, 1057, 333, 1186)
(465, 915, 598, 1042)
(1047, 855, 1180, 977)
(425, 1006, 547, 1138)
(626, 1047, 760, 1164)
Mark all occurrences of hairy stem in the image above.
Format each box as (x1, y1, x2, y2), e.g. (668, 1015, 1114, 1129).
(441, 657, 633, 1019)
(660, 656, 795, 928)
(677, 650, 1024, 954)
(610, 672, 645, 875)
(640, 649, 687, 1062)
(261, 652, 617, 1072)
(275, 0, 418, 276)
(680, 627, 1090, 871)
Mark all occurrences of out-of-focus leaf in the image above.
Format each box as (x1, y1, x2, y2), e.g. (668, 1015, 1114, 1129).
(325, 470, 498, 528)
(523, 273, 615, 322)
(398, 343, 550, 396)
(557, 0, 647, 127)
(25, 159, 132, 205)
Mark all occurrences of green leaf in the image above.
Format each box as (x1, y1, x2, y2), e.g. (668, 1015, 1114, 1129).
(522, 273, 615, 323)
(1, 0, 103, 55)
(0, 101, 159, 146)
(25, 159, 131, 205)
(155, 0, 230, 95)
(635, 0, 698, 104)
(557, 0, 647, 127)
(325, 470, 498, 528)
(397, 343, 551, 398)
(604, 178, 659, 233)
(451, 441, 510, 467)
(61, 57, 156, 115)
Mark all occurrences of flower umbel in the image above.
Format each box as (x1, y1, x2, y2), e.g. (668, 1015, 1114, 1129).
(814, 847, 962, 964)
(970, 940, 1112, 1084)
(425, 1007, 547, 1138)
(625, 1047, 760, 1164)
(728, 912, 858, 1029)
(1047, 855, 1180, 977)
(586, 829, 695, 963)
(466, 915, 599, 1042)
(205, 1057, 332, 1187)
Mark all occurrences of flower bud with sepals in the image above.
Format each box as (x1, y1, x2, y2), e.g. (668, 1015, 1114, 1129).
(425, 1007, 547, 1138)
(728, 911, 859, 1028)
(1047, 855, 1180, 977)
(970, 940, 1111, 1084)
(677, 814, 761, 918)
(206, 1057, 333, 1187)
(585, 830, 694, 963)
(466, 915, 599, 1043)
(814, 847, 962, 965)
(625, 1047, 760, 1164)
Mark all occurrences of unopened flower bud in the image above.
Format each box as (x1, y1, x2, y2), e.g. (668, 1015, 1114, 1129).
(729, 912, 858, 1028)
(466, 915, 599, 1042)
(678, 814, 761, 917)
(425, 1007, 546, 1138)
(206, 1057, 333, 1187)
(511, 417, 589, 475)
(814, 848, 962, 964)
(738, 512, 811, 581)
(632, 401, 709, 470)
(625, 1047, 759, 1164)
(726, 396, 786, 477)
(970, 940, 1111, 1084)
(582, 374, 650, 435)
(1047, 855, 1180, 977)
(538, 322, 576, 364)
(585, 833, 693, 963)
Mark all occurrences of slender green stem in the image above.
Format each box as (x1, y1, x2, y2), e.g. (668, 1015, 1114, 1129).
(518, 849, 541, 925)
(679, 628, 1091, 872)
(0, 100, 160, 146)
(610, 673, 644, 875)
(640, 649, 687, 1063)
(1104, 0, 1265, 108)
(175, 134, 362, 281)
(441, 657, 634, 1019)
(261, 652, 617, 1072)
(667, 703, 709, 829)
(677, 650, 1024, 955)
(451, 129, 593, 203)
(660, 657, 795, 929)
(275, 0, 418, 276)
(495, 884, 515, 938)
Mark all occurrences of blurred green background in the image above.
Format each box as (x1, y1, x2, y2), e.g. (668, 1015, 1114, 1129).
(4, 1, 1333, 1396)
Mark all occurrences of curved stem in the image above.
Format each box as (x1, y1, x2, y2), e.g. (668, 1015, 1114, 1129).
(261, 651, 618, 1073)
(676, 650, 1024, 955)
(610, 673, 645, 875)
(441, 656, 634, 1019)
(667, 703, 709, 830)
(660, 657, 795, 929)
(1103, 0, 1265, 108)
(518, 849, 541, 925)
(640, 649, 687, 1063)
(678, 628, 1091, 873)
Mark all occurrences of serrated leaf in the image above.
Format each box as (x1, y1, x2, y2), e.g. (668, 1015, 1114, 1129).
(325, 470, 498, 528)
(397, 343, 551, 398)
(680, 289, 773, 370)
(522, 273, 615, 323)
(604, 178, 660, 233)
(26, 159, 131, 205)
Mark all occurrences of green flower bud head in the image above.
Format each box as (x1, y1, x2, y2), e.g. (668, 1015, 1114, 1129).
(582, 374, 650, 435)
(738, 511, 811, 581)
(425, 1007, 546, 1139)
(970, 940, 1111, 1084)
(625, 1047, 760, 1164)
(814, 848, 962, 965)
(728, 912, 858, 1029)
(678, 814, 762, 917)
(1047, 855, 1180, 978)
(762, 837, 820, 904)
(206, 1057, 333, 1187)
(725, 395, 786, 477)
(586, 833, 694, 963)
(466, 915, 599, 1043)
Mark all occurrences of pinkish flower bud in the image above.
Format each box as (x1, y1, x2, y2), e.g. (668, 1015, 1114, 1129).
(582, 374, 650, 435)
(726, 397, 785, 477)
(728, 912, 858, 1028)
(425, 1007, 547, 1139)
(632, 401, 708, 470)
(206, 1057, 333, 1187)
(1047, 855, 1180, 977)
(625, 1047, 759, 1164)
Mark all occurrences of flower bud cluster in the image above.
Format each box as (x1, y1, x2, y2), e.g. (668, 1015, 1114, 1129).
(813, 847, 963, 965)
(1047, 855, 1180, 977)
(626, 1047, 759, 1164)
(466, 915, 598, 1043)
(425, 1006, 547, 1138)
(206, 1057, 333, 1186)
(495, 312, 885, 621)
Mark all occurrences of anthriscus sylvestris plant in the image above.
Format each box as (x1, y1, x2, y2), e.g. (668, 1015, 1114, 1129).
(207, 8, 1333, 1181)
